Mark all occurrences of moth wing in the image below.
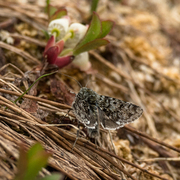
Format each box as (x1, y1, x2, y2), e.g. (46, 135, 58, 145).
(72, 99, 98, 128)
(98, 95, 143, 130)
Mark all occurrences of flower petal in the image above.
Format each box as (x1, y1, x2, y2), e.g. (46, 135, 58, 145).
(48, 16, 70, 40)
(55, 39, 65, 54)
(72, 52, 91, 71)
(65, 23, 88, 48)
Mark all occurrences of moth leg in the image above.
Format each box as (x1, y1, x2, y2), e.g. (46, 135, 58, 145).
(96, 107, 101, 147)
(95, 138, 98, 149)
(72, 120, 80, 150)
(60, 108, 72, 121)
(60, 108, 78, 150)
(95, 135, 101, 148)
(87, 107, 102, 147)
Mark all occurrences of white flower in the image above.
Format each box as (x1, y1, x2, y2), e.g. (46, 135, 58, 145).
(65, 23, 88, 48)
(72, 52, 91, 71)
(48, 16, 70, 41)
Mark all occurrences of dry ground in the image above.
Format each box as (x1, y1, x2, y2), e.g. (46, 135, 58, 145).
(0, 0, 180, 179)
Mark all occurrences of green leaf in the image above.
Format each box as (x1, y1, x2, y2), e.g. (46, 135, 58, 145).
(49, 6, 58, 17)
(14, 143, 52, 180)
(45, 1, 57, 19)
(74, 12, 101, 51)
(73, 39, 109, 55)
(24, 143, 51, 180)
(45, 0, 50, 13)
(28, 143, 44, 159)
(46, 0, 50, 5)
(90, 0, 99, 13)
(50, 8, 67, 21)
(97, 20, 114, 39)
(40, 173, 64, 180)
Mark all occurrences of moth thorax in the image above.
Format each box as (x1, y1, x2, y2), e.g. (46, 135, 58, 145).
(86, 94, 96, 103)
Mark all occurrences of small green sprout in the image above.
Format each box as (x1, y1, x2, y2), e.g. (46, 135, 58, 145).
(14, 143, 63, 180)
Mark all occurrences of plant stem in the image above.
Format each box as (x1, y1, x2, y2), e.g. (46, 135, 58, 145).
(14, 71, 57, 104)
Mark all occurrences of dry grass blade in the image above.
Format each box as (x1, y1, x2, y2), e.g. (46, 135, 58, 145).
(0, 41, 40, 64)
(0, 88, 71, 109)
(124, 126, 180, 153)
(10, 33, 46, 47)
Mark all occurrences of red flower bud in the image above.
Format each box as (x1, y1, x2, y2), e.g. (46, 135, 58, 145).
(43, 36, 65, 65)
(43, 36, 55, 56)
(44, 46, 59, 64)
(54, 55, 74, 68)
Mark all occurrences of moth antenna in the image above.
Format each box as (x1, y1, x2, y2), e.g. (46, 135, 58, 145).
(84, 75, 90, 87)
(85, 80, 97, 88)
(58, 72, 82, 88)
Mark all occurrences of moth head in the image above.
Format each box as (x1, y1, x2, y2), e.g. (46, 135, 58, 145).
(78, 87, 98, 103)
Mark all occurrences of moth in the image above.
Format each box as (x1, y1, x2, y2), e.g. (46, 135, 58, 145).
(72, 87, 143, 138)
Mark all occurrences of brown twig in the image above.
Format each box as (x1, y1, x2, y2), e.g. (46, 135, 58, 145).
(0, 17, 17, 29)
(124, 126, 180, 153)
(75, 141, 168, 180)
(0, 88, 71, 109)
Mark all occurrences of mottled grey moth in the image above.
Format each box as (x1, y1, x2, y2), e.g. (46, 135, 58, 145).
(72, 87, 143, 138)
